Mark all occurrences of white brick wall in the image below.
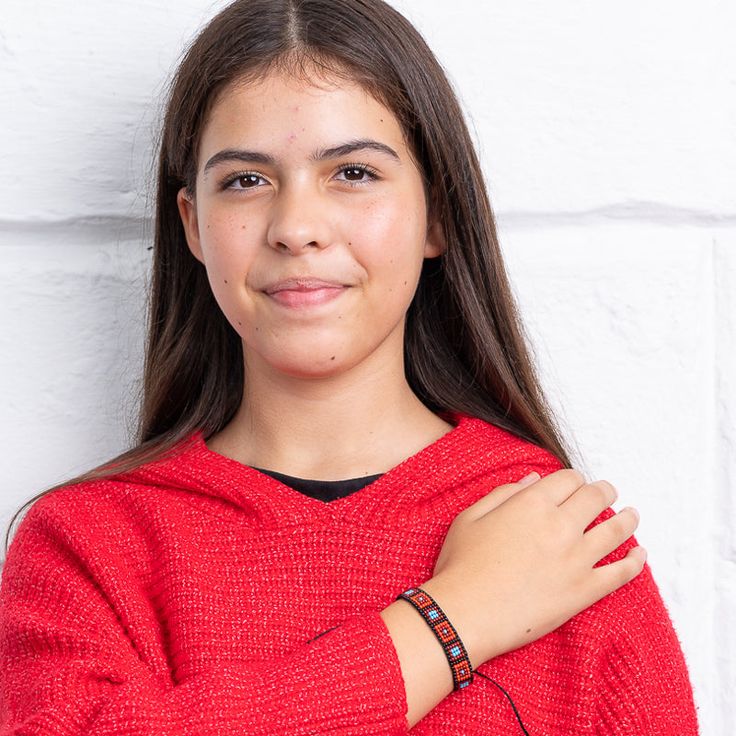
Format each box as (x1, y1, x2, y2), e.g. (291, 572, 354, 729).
(1, 0, 733, 731)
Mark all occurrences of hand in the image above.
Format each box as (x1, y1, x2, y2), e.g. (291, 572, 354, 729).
(424, 469, 645, 668)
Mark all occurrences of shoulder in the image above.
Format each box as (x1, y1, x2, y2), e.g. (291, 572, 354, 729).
(24, 429, 204, 518)
(9, 432, 202, 557)
(8, 477, 143, 563)
(453, 413, 566, 482)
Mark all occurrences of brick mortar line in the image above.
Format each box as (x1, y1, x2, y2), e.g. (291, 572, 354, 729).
(0, 206, 735, 240)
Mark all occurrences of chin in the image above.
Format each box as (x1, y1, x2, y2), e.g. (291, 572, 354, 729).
(270, 359, 351, 380)
(246, 331, 393, 380)
(257, 345, 357, 379)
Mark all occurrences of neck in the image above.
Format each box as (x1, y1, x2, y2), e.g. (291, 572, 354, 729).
(207, 341, 454, 480)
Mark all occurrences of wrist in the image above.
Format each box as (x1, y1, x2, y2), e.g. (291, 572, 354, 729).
(395, 584, 474, 690)
(419, 576, 494, 669)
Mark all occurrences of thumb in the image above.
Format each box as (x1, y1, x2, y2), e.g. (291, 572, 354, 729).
(462, 471, 541, 520)
(518, 471, 541, 486)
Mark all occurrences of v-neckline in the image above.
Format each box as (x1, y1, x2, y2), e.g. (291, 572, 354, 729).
(250, 466, 385, 502)
(183, 411, 477, 527)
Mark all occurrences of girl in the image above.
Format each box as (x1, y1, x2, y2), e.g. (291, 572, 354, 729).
(0, 1, 698, 733)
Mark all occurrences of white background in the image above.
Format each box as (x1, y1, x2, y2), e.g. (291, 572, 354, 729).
(1, 1, 734, 731)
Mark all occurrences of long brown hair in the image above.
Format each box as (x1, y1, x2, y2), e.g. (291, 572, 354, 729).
(5, 0, 577, 556)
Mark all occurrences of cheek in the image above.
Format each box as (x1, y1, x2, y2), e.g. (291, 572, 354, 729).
(353, 197, 426, 288)
(200, 206, 254, 276)
(197, 211, 259, 325)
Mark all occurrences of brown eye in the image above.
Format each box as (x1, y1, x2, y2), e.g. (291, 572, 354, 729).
(236, 174, 261, 188)
(343, 167, 365, 181)
(223, 172, 267, 191)
(336, 163, 379, 186)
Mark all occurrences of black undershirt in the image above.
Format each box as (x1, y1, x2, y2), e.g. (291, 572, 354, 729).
(251, 467, 384, 502)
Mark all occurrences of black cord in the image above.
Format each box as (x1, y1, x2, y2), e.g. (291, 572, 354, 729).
(474, 671, 530, 735)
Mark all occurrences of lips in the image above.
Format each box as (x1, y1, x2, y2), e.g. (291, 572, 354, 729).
(263, 277, 347, 294)
(270, 288, 345, 308)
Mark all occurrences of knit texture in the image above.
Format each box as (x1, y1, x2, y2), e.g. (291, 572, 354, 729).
(0, 413, 699, 735)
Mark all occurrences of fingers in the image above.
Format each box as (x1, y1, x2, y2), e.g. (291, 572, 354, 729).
(464, 468, 588, 522)
(465, 469, 616, 529)
(522, 468, 590, 506)
(582, 505, 641, 562)
(559, 478, 618, 529)
(460, 471, 541, 520)
(587, 545, 647, 602)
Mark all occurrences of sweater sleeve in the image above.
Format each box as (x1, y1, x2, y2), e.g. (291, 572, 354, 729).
(589, 545, 700, 735)
(0, 502, 410, 736)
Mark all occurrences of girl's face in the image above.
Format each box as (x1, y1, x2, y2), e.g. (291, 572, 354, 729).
(177, 69, 445, 380)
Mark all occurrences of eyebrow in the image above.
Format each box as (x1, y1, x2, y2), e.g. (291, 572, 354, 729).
(203, 138, 401, 175)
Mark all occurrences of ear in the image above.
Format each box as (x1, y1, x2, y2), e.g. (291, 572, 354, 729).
(176, 187, 204, 263)
(423, 217, 446, 259)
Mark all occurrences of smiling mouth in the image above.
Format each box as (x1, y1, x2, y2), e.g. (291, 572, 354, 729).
(265, 285, 348, 308)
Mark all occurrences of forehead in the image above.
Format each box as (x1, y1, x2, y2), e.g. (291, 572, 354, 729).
(201, 69, 404, 151)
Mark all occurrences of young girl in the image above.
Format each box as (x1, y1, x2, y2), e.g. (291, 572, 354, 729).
(0, 1, 698, 733)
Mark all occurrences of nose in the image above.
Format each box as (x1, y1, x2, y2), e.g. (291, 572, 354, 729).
(266, 181, 331, 255)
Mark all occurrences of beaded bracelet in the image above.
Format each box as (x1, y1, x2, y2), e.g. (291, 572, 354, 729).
(396, 586, 474, 691)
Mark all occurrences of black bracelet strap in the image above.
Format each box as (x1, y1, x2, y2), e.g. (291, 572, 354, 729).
(396, 586, 474, 691)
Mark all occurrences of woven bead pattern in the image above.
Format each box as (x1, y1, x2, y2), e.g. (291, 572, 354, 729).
(397, 586, 474, 690)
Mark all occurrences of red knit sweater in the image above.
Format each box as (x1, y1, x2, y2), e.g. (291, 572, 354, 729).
(0, 413, 699, 735)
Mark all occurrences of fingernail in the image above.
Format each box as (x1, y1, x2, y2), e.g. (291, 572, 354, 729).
(519, 472, 540, 485)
